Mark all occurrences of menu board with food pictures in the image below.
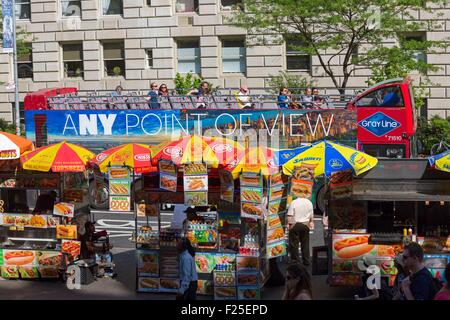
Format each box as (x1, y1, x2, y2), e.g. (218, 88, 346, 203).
(137, 250, 159, 277)
(36, 251, 62, 267)
(160, 251, 179, 278)
(237, 286, 260, 300)
(184, 191, 208, 206)
(219, 169, 234, 203)
(159, 278, 180, 293)
(266, 227, 285, 245)
(109, 167, 131, 211)
(241, 202, 263, 220)
(184, 163, 208, 206)
(214, 270, 236, 287)
(1, 266, 19, 278)
(53, 202, 75, 218)
(330, 170, 353, 199)
(331, 233, 402, 278)
(214, 287, 236, 300)
(18, 266, 39, 279)
(195, 253, 216, 273)
(136, 202, 159, 217)
(329, 199, 366, 231)
(0, 213, 53, 229)
(268, 171, 285, 188)
(62, 172, 88, 204)
(266, 240, 287, 259)
(56, 225, 77, 239)
(2, 250, 37, 266)
(240, 172, 263, 188)
(61, 240, 81, 256)
(138, 277, 160, 292)
(290, 179, 313, 200)
(237, 272, 259, 286)
(236, 256, 259, 272)
(38, 266, 59, 278)
(184, 175, 208, 192)
(109, 195, 131, 212)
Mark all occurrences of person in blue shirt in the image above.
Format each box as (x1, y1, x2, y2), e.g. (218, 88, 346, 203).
(147, 82, 159, 109)
(278, 87, 291, 109)
(382, 87, 401, 106)
(176, 238, 198, 300)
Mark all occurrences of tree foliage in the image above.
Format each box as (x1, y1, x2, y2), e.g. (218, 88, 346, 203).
(174, 72, 219, 94)
(416, 115, 450, 155)
(0, 118, 17, 134)
(229, 0, 449, 94)
(266, 71, 315, 94)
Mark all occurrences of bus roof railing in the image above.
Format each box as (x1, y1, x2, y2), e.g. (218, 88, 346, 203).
(43, 92, 355, 110)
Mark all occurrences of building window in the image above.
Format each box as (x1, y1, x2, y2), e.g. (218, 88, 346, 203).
(285, 36, 311, 71)
(402, 33, 426, 63)
(177, 40, 200, 74)
(61, 1, 81, 17)
(62, 43, 84, 78)
(221, 0, 243, 10)
(15, 0, 31, 20)
(18, 43, 33, 79)
(103, 41, 125, 77)
(222, 39, 246, 73)
(103, 0, 123, 15)
(175, 0, 199, 13)
(146, 49, 153, 68)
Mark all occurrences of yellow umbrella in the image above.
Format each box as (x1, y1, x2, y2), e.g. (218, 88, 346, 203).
(21, 141, 94, 172)
(429, 150, 450, 172)
(227, 146, 279, 178)
(277, 140, 378, 177)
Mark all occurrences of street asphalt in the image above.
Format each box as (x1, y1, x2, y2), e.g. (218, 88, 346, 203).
(0, 211, 357, 300)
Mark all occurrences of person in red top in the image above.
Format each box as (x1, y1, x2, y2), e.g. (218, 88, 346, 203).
(434, 263, 450, 300)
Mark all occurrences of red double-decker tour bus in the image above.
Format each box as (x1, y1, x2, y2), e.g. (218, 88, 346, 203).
(23, 77, 417, 210)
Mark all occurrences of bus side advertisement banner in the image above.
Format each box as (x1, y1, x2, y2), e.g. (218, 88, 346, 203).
(25, 109, 356, 150)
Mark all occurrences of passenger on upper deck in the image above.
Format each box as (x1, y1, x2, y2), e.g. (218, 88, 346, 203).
(236, 85, 254, 109)
(278, 87, 291, 109)
(147, 82, 160, 109)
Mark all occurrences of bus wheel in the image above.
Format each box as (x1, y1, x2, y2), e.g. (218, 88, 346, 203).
(89, 179, 109, 210)
(316, 185, 326, 215)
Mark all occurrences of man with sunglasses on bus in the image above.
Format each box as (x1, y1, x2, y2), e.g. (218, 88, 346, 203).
(400, 242, 440, 300)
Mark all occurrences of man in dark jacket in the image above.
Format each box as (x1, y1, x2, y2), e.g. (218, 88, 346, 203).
(401, 242, 439, 300)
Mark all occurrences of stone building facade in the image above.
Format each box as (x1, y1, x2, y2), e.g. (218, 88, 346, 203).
(0, 0, 450, 123)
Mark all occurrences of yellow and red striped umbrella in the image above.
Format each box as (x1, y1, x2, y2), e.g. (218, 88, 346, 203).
(91, 143, 156, 173)
(0, 131, 33, 160)
(151, 135, 244, 168)
(227, 146, 279, 178)
(21, 141, 94, 172)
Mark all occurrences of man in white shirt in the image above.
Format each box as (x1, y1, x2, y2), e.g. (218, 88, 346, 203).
(236, 85, 253, 109)
(287, 197, 314, 265)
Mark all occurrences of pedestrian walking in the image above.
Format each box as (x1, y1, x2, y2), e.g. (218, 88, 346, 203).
(282, 263, 312, 300)
(400, 242, 441, 300)
(287, 197, 314, 266)
(176, 238, 198, 300)
(355, 256, 392, 300)
(392, 253, 410, 300)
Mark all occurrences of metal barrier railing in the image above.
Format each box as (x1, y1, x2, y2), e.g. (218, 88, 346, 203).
(46, 92, 356, 110)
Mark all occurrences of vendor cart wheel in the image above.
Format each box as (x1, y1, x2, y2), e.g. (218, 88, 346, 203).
(89, 178, 109, 210)
(316, 185, 326, 215)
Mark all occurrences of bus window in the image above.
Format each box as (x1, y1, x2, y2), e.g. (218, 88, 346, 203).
(355, 86, 404, 107)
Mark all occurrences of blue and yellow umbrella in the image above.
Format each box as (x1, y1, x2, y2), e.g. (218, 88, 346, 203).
(275, 140, 378, 177)
(428, 149, 450, 172)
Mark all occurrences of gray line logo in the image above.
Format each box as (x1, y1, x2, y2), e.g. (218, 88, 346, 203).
(357, 260, 381, 290)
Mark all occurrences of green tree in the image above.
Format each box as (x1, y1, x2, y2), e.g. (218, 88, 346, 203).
(416, 115, 450, 155)
(229, 0, 448, 94)
(174, 72, 219, 94)
(0, 118, 17, 134)
(267, 71, 315, 94)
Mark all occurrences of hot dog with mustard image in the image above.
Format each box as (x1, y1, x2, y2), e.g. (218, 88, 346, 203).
(333, 235, 375, 259)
